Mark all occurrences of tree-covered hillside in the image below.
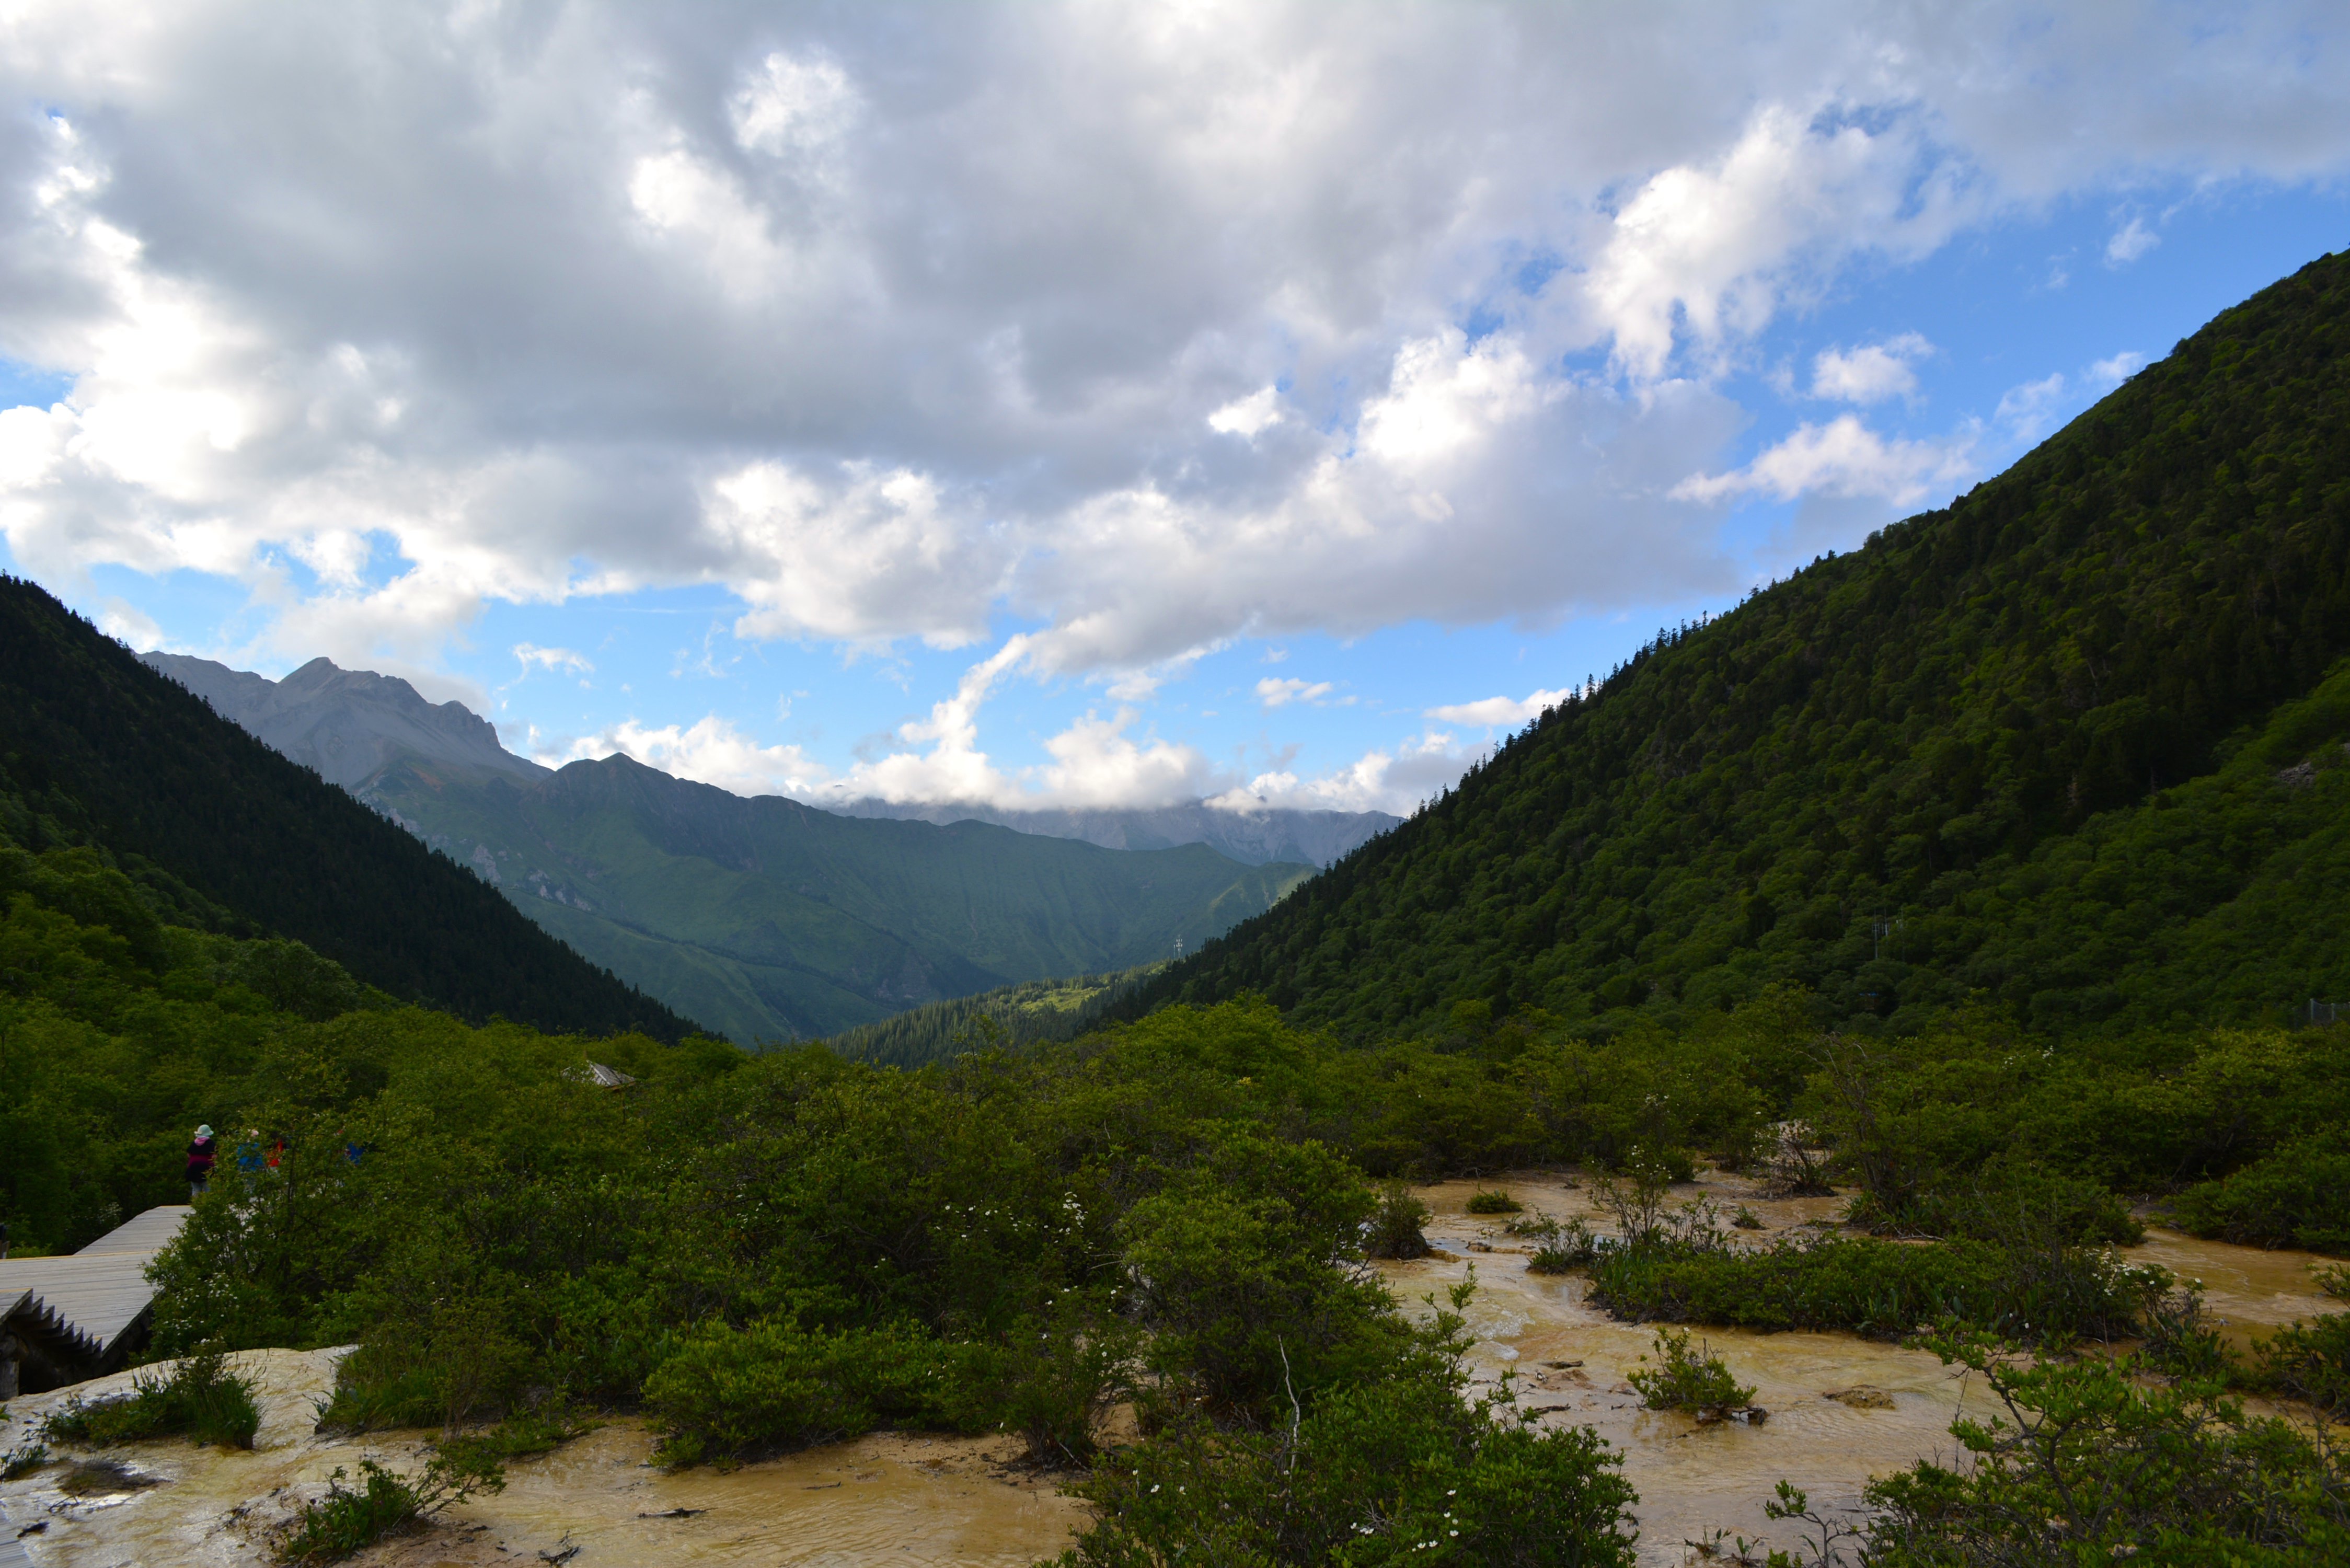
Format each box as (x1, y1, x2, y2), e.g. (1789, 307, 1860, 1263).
(1141, 249, 2350, 1041)
(0, 580, 700, 1040)
(365, 754, 1310, 1042)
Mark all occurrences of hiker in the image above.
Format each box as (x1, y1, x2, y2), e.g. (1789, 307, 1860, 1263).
(187, 1124, 217, 1198)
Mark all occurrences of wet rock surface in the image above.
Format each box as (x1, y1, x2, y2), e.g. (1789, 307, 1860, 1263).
(0, 1351, 1082, 1566)
(1390, 1170, 2344, 1566)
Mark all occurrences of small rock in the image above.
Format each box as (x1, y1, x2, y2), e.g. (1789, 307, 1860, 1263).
(1823, 1386, 1896, 1409)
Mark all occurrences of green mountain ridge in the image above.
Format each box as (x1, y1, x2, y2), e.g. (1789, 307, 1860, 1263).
(0, 579, 698, 1041)
(363, 752, 1312, 1042)
(1140, 247, 2350, 1041)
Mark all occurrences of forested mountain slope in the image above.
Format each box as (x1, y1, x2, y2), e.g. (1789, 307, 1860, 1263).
(1140, 248, 2350, 1041)
(365, 754, 1309, 1042)
(0, 580, 698, 1040)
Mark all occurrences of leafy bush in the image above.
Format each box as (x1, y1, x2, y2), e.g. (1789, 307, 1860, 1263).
(1627, 1328, 1755, 1418)
(1466, 1189, 1522, 1214)
(1053, 1286, 1639, 1568)
(0, 1440, 49, 1480)
(43, 1350, 260, 1449)
(2257, 1312, 2350, 1416)
(643, 1320, 981, 1470)
(315, 1290, 531, 1435)
(1589, 1233, 2155, 1344)
(1849, 1159, 2145, 1248)
(957, 1298, 1136, 1467)
(1515, 1213, 1600, 1275)
(2175, 1137, 2350, 1254)
(1857, 1335, 2350, 1565)
(1365, 1180, 1432, 1259)
(275, 1449, 504, 1564)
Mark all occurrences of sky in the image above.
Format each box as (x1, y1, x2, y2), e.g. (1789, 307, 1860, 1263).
(2, 3, 2347, 816)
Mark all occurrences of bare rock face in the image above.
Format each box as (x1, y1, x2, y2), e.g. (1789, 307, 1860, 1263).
(141, 652, 546, 790)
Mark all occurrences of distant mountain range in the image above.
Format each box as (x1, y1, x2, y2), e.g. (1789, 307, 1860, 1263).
(141, 653, 1354, 1042)
(0, 581, 694, 1041)
(823, 798, 1396, 868)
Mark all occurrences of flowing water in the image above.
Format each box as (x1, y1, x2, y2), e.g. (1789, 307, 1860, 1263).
(0, 1352, 1083, 1567)
(0, 1176, 2334, 1566)
(1393, 1172, 2344, 1564)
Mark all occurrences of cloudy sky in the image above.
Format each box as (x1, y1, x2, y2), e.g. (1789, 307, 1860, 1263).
(3, 2, 2347, 815)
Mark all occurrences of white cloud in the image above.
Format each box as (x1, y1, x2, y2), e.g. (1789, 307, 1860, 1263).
(804, 635, 1214, 809)
(1583, 108, 1978, 381)
(1673, 414, 1976, 508)
(1206, 386, 1283, 438)
(2106, 216, 2160, 265)
(1809, 333, 1932, 403)
(0, 1, 2345, 691)
(2089, 351, 2147, 386)
(555, 715, 832, 798)
(1428, 686, 1575, 728)
(513, 642, 592, 676)
(1208, 729, 1482, 816)
(1256, 676, 1333, 709)
(1996, 372, 2070, 443)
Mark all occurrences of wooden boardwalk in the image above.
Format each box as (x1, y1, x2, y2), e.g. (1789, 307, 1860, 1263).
(1, 1206, 192, 1372)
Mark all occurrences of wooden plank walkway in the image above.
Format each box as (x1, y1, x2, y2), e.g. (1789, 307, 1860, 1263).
(0, 1206, 191, 1367)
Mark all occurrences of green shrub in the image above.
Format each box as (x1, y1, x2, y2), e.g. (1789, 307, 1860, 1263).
(2175, 1137, 2350, 1254)
(1588, 1234, 2155, 1344)
(315, 1288, 532, 1435)
(644, 1319, 981, 1470)
(1627, 1328, 1755, 1417)
(2138, 1278, 2238, 1383)
(43, 1350, 260, 1449)
(2257, 1312, 2350, 1416)
(1515, 1214, 1600, 1274)
(1851, 1160, 2145, 1248)
(0, 1440, 49, 1480)
(1857, 1334, 2350, 1565)
(275, 1449, 504, 1564)
(1466, 1189, 1522, 1214)
(953, 1297, 1136, 1467)
(431, 1404, 595, 1471)
(1054, 1293, 1638, 1567)
(1365, 1180, 1432, 1260)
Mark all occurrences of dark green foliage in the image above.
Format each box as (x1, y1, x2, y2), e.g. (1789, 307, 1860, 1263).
(42, 1350, 259, 1449)
(0, 577, 696, 1040)
(1466, 1189, 1522, 1214)
(1587, 1232, 2155, 1344)
(274, 1450, 504, 1564)
(0, 1440, 50, 1480)
(1136, 250, 2350, 1042)
(826, 970, 1152, 1067)
(0, 825, 728, 1252)
(1626, 1328, 1754, 1416)
(1365, 1180, 1432, 1260)
(644, 1320, 987, 1468)
(1845, 1158, 2146, 1247)
(1858, 1335, 2350, 1566)
(372, 746, 1308, 1044)
(1053, 1296, 1639, 1568)
(2175, 1135, 2350, 1253)
(1517, 1213, 1599, 1274)
(2258, 1312, 2350, 1417)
